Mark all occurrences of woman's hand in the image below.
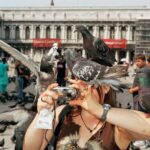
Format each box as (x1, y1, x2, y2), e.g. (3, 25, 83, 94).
(37, 83, 59, 113)
(68, 79, 103, 116)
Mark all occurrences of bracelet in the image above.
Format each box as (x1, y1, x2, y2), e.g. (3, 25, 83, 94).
(100, 104, 111, 122)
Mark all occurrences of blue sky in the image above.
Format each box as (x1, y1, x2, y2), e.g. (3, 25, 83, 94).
(0, 0, 149, 7)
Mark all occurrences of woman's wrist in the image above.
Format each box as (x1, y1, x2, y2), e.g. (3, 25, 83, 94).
(93, 104, 103, 119)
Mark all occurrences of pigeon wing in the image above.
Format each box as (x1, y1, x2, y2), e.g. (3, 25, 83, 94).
(0, 40, 39, 77)
(93, 38, 116, 66)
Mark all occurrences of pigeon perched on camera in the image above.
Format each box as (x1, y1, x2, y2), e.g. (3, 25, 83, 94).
(75, 25, 116, 66)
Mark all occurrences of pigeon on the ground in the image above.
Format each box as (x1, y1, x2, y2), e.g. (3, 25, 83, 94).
(0, 125, 7, 133)
(0, 106, 35, 149)
(0, 138, 5, 147)
(75, 25, 116, 66)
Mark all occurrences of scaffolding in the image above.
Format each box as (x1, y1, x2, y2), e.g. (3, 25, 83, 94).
(135, 20, 150, 55)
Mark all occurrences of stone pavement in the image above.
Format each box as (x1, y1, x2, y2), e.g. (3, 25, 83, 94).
(0, 102, 16, 150)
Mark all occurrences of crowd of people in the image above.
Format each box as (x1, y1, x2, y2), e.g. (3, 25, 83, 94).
(0, 57, 31, 106)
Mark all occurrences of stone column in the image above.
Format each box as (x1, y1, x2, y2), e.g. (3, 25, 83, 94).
(72, 25, 77, 42)
(126, 25, 131, 41)
(115, 24, 121, 39)
(20, 25, 23, 39)
(51, 25, 56, 38)
(1, 25, 5, 39)
(93, 25, 99, 37)
(126, 50, 130, 64)
(30, 25, 35, 39)
(10, 25, 15, 40)
(115, 50, 119, 63)
(19, 25, 24, 40)
(104, 25, 109, 39)
(41, 25, 46, 38)
(61, 25, 66, 40)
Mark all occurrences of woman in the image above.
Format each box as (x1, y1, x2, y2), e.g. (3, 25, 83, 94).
(23, 79, 150, 150)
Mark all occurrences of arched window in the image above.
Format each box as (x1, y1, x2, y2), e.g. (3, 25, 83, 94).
(132, 26, 136, 41)
(46, 26, 51, 38)
(15, 26, 20, 39)
(110, 26, 115, 39)
(121, 26, 126, 39)
(36, 26, 40, 39)
(56, 26, 61, 39)
(67, 26, 72, 40)
(99, 26, 104, 38)
(5, 26, 10, 40)
(25, 26, 30, 40)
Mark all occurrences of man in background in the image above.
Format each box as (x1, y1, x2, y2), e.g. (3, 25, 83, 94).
(129, 54, 150, 113)
(56, 55, 67, 86)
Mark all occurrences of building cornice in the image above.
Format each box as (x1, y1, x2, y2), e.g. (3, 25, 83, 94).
(0, 6, 149, 11)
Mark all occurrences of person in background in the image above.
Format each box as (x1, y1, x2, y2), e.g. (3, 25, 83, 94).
(7, 57, 16, 80)
(128, 54, 150, 148)
(0, 58, 8, 103)
(147, 56, 150, 68)
(10, 60, 30, 108)
(56, 55, 68, 86)
(128, 54, 150, 113)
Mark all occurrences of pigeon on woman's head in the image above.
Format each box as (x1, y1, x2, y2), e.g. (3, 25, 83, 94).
(75, 25, 116, 66)
(64, 47, 128, 92)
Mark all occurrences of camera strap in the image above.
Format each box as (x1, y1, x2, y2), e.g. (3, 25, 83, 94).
(48, 105, 72, 150)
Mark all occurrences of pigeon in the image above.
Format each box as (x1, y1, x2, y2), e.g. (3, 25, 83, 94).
(65, 49, 129, 92)
(75, 25, 116, 66)
(0, 40, 56, 109)
(0, 106, 35, 149)
(0, 125, 7, 133)
(0, 138, 5, 147)
(40, 42, 60, 73)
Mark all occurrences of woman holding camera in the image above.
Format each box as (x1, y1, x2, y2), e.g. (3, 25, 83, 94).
(23, 79, 150, 150)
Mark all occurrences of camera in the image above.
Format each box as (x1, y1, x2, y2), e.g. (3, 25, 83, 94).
(52, 87, 79, 106)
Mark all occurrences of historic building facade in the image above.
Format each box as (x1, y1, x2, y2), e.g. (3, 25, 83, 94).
(0, 6, 150, 63)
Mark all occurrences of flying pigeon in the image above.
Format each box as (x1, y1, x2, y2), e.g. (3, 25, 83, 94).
(75, 25, 116, 66)
(0, 40, 56, 109)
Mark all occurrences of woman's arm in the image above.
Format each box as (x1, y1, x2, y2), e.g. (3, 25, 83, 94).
(98, 106, 150, 138)
(23, 83, 60, 150)
(68, 79, 150, 138)
(23, 104, 66, 150)
(23, 114, 51, 150)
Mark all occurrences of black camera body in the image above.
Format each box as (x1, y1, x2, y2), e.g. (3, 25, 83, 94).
(52, 87, 79, 105)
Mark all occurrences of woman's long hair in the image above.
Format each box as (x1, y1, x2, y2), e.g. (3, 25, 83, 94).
(102, 87, 117, 107)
